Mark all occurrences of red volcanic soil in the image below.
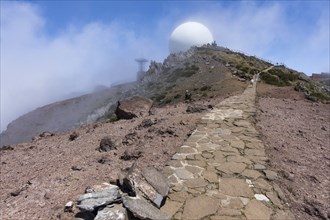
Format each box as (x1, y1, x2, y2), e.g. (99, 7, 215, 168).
(0, 96, 227, 219)
(256, 83, 330, 220)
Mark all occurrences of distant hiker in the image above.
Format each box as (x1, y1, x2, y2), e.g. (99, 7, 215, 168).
(250, 79, 254, 86)
(185, 90, 192, 101)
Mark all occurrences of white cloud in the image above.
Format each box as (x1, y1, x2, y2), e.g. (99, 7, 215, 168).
(184, 2, 329, 74)
(0, 2, 166, 131)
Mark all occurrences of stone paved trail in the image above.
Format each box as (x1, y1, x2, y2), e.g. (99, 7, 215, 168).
(161, 79, 294, 220)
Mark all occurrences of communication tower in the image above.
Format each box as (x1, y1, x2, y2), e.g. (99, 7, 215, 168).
(135, 58, 148, 81)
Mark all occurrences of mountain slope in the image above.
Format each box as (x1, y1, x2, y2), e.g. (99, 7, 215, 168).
(1, 45, 328, 147)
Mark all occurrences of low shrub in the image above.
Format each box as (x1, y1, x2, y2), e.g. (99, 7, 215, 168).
(260, 72, 285, 86)
(200, 85, 212, 91)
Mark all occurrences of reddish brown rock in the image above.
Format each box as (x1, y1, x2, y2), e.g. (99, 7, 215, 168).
(115, 96, 153, 119)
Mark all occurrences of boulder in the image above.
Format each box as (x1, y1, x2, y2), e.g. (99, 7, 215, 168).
(77, 183, 121, 212)
(115, 96, 153, 119)
(98, 136, 118, 152)
(120, 149, 143, 161)
(122, 195, 170, 220)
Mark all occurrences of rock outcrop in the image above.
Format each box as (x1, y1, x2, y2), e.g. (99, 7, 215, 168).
(115, 96, 153, 120)
(73, 163, 169, 219)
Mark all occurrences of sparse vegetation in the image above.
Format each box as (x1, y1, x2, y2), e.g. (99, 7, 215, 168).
(108, 114, 119, 122)
(295, 81, 330, 102)
(151, 93, 166, 103)
(200, 85, 212, 91)
(174, 94, 182, 99)
(260, 72, 285, 86)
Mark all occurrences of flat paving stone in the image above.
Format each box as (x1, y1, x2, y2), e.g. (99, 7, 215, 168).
(185, 165, 204, 174)
(160, 200, 183, 217)
(229, 140, 245, 149)
(245, 149, 265, 157)
(254, 178, 273, 192)
(234, 120, 251, 127)
(184, 177, 208, 188)
(202, 170, 219, 183)
(227, 155, 252, 164)
(272, 210, 295, 220)
(266, 191, 283, 209)
(210, 216, 245, 220)
(216, 162, 247, 174)
(218, 178, 254, 198)
(178, 146, 196, 154)
(243, 199, 272, 220)
(168, 191, 190, 202)
(186, 160, 207, 167)
(182, 195, 219, 219)
(241, 169, 262, 180)
(174, 169, 194, 180)
(263, 170, 278, 181)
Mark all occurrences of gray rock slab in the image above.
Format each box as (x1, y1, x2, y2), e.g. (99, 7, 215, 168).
(142, 167, 169, 197)
(254, 178, 273, 192)
(122, 196, 170, 220)
(263, 170, 278, 181)
(78, 198, 120, 212)
(182, 195, 219, 219)
(77, 185, 121, 212)
(124, 163, 165, 208)
(266, 191, 283, 209)
(95, 204, 127, 220)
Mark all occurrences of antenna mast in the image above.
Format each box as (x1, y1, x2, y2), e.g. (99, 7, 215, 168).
(135, 58, 148, 81)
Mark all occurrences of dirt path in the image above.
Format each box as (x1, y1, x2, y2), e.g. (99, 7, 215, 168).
(160, 81, 293, 219)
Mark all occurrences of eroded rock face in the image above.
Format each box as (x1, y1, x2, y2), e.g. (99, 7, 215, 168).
(115, 96, 153, 120)
(122, 195, 170, 220)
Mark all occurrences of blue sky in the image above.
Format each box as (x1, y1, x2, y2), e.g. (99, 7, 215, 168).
(1, 0, 329, 131)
